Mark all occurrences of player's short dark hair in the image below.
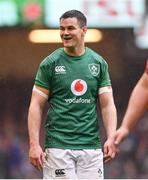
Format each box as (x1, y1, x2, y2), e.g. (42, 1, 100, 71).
(60, 10, 87, 27)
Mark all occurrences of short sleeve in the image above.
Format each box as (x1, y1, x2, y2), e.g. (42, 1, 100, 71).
(35, 58, 52, 90)
(98, 60, 111, 88)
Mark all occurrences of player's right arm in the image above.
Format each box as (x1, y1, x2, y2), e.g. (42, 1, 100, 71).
(114, 72, 148, 145)
(28, 85, 49, 170)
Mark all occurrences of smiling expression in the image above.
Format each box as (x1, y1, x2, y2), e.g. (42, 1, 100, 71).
(60, 17, 87, 49)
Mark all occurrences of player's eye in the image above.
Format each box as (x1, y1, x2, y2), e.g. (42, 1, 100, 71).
(59, 27, 65, 31)
(68, 26, 75, 30)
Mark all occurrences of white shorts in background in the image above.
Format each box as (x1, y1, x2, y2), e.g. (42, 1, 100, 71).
(43, 148, 104, 179)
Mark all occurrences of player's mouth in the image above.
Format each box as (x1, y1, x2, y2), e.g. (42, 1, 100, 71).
(63, 36, 72, 41)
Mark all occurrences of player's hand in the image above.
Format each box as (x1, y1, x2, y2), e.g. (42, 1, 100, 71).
(114, 127, 129, 146)
(29, 144, 45, 171)
(103, 136, 119, 163)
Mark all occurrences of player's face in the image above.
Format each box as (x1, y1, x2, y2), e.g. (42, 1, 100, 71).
(60, 17, 87, 49)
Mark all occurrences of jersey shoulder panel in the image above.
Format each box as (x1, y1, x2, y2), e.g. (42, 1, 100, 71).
(87, 48, 108, 65)
(35, 48, 64, 90)
(40, 48, 64, 66)
(86, 48, 111, 87)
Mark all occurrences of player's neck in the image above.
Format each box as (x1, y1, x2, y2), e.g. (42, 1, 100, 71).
(64, 46, 85, 57)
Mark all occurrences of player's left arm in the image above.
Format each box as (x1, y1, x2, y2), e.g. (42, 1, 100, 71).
(99, 86, 117, 162)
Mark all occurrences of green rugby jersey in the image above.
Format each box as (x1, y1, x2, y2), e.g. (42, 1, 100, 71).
(35, 47, 111, 149)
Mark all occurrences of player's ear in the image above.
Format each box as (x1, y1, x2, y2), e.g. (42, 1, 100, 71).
(82, 26, 87, 36)
(83, 26, 87, 33)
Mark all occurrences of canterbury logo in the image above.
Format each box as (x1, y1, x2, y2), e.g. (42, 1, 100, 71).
(55, 66, 66, 74)
(55, 169, 66, 177)
(98, 168, 103, 177)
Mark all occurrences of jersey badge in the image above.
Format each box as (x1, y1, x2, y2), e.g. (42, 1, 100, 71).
(88, 63, 100, 76)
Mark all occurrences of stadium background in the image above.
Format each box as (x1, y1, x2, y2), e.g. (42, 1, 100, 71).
(0, 0, 148, 178)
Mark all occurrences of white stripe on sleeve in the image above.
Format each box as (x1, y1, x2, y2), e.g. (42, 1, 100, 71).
(99, 86, 112, 95)
(33, 86, 48, 99)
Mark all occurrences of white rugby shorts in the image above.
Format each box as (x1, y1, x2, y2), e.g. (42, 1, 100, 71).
(43, 148, 104, 179)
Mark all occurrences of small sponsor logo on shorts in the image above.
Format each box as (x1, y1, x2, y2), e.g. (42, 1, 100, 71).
(98, 168, 103, 177)
(55, 169, 66, 177)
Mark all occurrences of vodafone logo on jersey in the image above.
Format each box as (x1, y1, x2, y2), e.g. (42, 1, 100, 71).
(71, 79, 87, 96)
